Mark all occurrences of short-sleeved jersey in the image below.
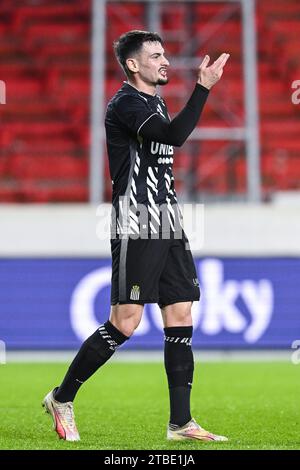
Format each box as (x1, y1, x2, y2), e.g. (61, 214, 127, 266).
(105, 82, 183, 238)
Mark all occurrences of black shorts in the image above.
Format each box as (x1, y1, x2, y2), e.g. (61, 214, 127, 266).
(110, 233, 200, 307)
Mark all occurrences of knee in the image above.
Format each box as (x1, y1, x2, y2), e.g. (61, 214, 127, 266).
(162, 302, 193, 327)
(174, 311, 192, 326)
(109, 310, 141, 338)
(113, 318, 137, 337)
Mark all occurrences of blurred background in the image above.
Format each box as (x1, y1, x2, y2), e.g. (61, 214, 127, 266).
(0, 0, 299, 355)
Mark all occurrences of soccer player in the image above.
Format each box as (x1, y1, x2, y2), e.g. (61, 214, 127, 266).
(43, 30, 229, 442)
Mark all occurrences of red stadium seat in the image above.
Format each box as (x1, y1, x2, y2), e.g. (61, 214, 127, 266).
(13, 4, 89, 31)
(9, 154, 88, 180)
(24, 23, 89, 48)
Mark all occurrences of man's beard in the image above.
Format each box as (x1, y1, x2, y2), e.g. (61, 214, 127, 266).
(157, 78, 169, 85)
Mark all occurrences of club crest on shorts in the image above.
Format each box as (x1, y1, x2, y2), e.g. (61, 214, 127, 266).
(130, 285, 140, 301)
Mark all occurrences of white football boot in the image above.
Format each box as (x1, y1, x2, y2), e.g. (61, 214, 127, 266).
(42, 389, 80, 441)
(167, 418, 228, 442)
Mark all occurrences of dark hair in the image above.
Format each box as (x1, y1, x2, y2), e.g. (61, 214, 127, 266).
(113, 30, 163, 76)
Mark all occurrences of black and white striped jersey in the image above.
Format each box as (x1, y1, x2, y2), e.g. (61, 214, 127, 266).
(105, 82, 183, 238)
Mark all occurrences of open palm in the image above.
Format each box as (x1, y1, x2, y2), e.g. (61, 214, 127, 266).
(198, 53, 230, 90)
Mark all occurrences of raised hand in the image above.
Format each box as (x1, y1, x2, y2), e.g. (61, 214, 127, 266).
(197, 53, 230, 90)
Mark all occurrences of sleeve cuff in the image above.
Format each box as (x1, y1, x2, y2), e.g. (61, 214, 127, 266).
(195, 83, 210, 94)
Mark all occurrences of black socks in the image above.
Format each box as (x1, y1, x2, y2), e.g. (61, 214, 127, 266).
(54, 321, 128, 403)
(164, 326, 194, 427)
(54, 320, 194, 427)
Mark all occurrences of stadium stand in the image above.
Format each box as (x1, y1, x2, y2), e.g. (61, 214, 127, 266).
(0, 0, 91, 202)
(0, 0, 299, 202)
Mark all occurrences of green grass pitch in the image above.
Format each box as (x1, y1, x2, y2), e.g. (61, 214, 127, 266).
(0, 361, 299, 450)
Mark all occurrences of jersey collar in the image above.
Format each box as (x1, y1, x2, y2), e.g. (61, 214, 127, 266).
(122, 82, 158, 100)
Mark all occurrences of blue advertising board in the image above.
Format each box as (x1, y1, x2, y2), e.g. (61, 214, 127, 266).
(0, 258, 299, 349)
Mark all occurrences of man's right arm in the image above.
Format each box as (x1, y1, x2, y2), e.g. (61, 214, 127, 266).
(113, 85, 209, 147)
(113, 53, 230, 147)
(140, 52, 230, 146)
